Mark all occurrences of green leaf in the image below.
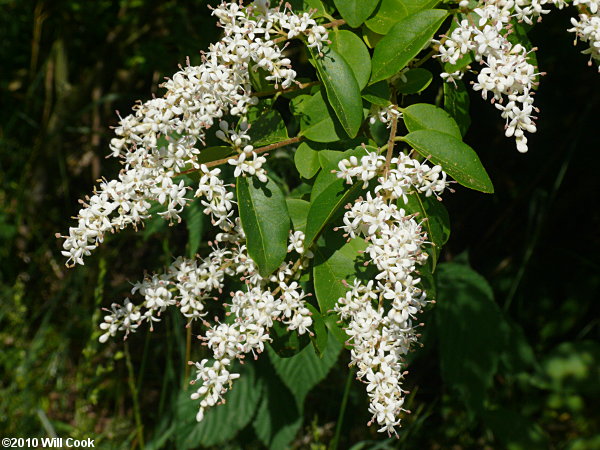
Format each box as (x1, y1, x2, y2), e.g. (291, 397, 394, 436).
(362, 81, 391, 107)
(288, 0, 327, 16)
(305, 180, 363, 247)
(395, 67, 433, 94)
(174, 363, 263, 448)
(403, 130, 494, 193)
(248, 109, 289, 146)
(403, 103, 462, 139)
(370, 9, 447, 84)
(311, 47, 364, 138)
(435, 263, 509, 413)
(237, 176, 290, 276)
(294, 142, 321, 179)
(268, 331, 342, 405)
(362, 26, 385, 48)
(402, 0, 441, 14)
(401, 191, 450, 268)
(295, 90, 347, 143)
(286, 198, 310, 233)
(184, 199, 205, 258)
(365, 0, 409, 34)
(334, 0, 380, 28)
(304, 145, 375, 247)
(313, 236, 368, 313)
(330, 30, 372, 90)
(443, 79, 471, 137)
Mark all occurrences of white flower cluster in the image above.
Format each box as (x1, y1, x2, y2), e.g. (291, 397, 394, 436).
(59, 0, 328, 267)
(337, 151, 448, 199)
(368, 104, 402, 127)
(100, 219, 315, 423)
(98, 249, 231, 343)
(190, 230, 314, 422)
(436, 1, 561, 152)
(569, 0, 600, 70)
(334, 151, 448, 436)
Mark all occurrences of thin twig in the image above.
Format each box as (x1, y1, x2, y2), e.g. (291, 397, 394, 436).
(383, 92, 399, 177)
(272, 18, 347, 44)
(176, 135, 303, 176)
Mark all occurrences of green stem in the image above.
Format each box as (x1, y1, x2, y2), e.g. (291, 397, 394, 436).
(331, 367, 354, 450)
(125, 342, 145, 449)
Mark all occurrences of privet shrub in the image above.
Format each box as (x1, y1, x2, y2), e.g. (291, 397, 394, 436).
(57, 0, 599, 443)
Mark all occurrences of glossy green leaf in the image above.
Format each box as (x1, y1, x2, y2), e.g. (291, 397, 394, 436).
(402, 0, 440, 14)
(305, 146, 375, 245)
(313, 236, 368, 313)
(435, 263, 510, 413)
(237, 176, 290, 276)
(174, 363, 262, 448)
(404, 130, 494, 193)
(401, 191, 450, 268)
(330, 30, 372, 90)
(288, 0, 327, 16)
(296, 90, 347, 143)
(443, 79, 471, 137)
(403, 103, 462, 139)
(248, 109, 288, 146)
(311, 47, 364, 138)
(305, 179, 362, 247)
(286, 198, 310, 233)
(362, 26, 384, 48)
(294, 142, 321, 179)
(370, 9, 447, 84)
(362, 80, 391, 107)
(334, 0, 380, 28)
(365, 0, 408, 34)
(395, 67, 433, 94)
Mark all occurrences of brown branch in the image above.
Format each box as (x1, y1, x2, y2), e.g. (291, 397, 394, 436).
(272, 18, 347, 44)
(176, 135, 304, 176)
(384, 93, 399, 177)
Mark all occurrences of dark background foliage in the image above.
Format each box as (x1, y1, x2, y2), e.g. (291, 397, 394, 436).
(1, 0, 598, 448)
